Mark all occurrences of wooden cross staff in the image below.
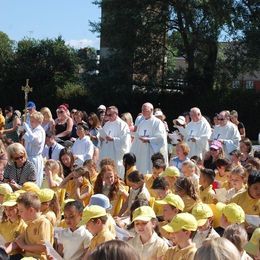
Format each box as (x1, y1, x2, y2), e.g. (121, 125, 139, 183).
(21, 79, 33, 111)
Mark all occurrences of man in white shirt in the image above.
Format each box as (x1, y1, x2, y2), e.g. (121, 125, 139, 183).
(183, 107, 212, 159)
(99, 106, 131, 178)
(42, 130, 64, 161)
(130, 102, 168, 174)
(71, 123, 94, 166)
(211, 111, 241, 157)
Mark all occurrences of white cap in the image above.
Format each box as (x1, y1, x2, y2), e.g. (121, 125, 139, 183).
(173, 116, 186, 125)
(97, 105, 106, 111)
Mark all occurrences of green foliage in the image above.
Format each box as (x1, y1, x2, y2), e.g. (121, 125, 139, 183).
(56, 82, 86, 99)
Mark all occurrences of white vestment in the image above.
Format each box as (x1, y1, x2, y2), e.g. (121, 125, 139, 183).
(99, 117, 131, 178)
(23, 123, 46, 187)
(184, 117, 212, 158)
(211, 121, 241, 156)
(130, 116, 168, 174)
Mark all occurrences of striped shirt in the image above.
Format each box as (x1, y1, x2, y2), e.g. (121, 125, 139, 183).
(4, 160, 37, 185)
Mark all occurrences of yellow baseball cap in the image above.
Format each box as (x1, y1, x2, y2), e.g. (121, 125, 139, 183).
(244, 227, 260, 256)
(162, 212, 198, 233)
(161, 166, 180, 178)
(218, 202, 245, 224)
(192, 203, 213, 226)
(37, 188, 55, 203)
(2, 192, 20, 207)
(132, 206, 156, 222)
(79, 205, 107, 226)
(156, 194, 184, 211)
(22, 182, 40, 193)
(0, 183, 12, 196)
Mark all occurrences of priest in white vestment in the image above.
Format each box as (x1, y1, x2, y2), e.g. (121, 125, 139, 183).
(210, 111, 241, 157)
(99, 106, 131, 178)
(131, 103, 168, 174)
(183, 107, 212, 159)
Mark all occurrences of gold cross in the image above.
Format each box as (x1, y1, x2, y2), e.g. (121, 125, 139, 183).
(21, 79, 33, 95)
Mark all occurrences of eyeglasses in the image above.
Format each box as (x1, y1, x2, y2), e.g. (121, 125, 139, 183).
(106, 113, 113, 117)
(57, 110, 64, 114)
(13, 155, 24, 161)
(217, 118, 225, 121)
(4, 111, 10, 114)
(210, 148, 218, 151)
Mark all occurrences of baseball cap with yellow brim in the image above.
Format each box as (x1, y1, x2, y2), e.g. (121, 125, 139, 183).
(2, 192, 20, 207)
(132, 206, 156, 222)
(244, 227, 260, 256)
(21, 182, 40, 193)
(37, 188, 55, 203)
(217, 202, 245, 224)
(79, 205, 107, 226)
(192, 203, 213, 226)
(0, 183, 12, 196)
(156, 194, 184, 211)
(160, 166, 180, 178)
(162, 212, 198, 233)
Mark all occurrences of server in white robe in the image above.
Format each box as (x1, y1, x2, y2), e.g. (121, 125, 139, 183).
(131, 103, 168, 174)
(23, 111, 45, 187)
(210, 111, 241, 157)
(183, 107, 212, 159)
(99, 106, 131, 178)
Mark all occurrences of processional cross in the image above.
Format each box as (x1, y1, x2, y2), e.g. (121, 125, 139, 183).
(21, 79, 33, 111)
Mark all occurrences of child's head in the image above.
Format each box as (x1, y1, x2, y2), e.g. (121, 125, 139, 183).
(151, 176, 169, 199)
(182, 161, 196, 177)
(123, 153, 136, 168)
(127, 170, 144, 190)
(219, 203, 245, 228)
(174, 177, 199, 201)
(247, 171, 260, 199)
(161, 166, 180, 186)
(151, 153, 164, 164)
(230, 166, 246, 190)
(223, 224, 248, 255)
(45, 159, 63, 177)
(64, 200, 84, 230)
(89, 194, 112, 211)
(162, 212, 197, 245)
(132, 206, 157, 238)
(0, 183, 12, 204)
(59, 148, 75, 169)
(215, 158, 231, 173)
(80, 205, 107, 235)
(83, 159, 97, 171)
(230, 150, 242, 164)
(239, 138, 252, 154)
(156, 194, 184, 221)
(37, 188, 56, 213)
(244, 227, 260, 258)
(2, 192, 20, 222)
(152, 159, 166, 175)
(199, 168, 215, 187)
(192, 203, 214, 232)
(17, 192, 41, 221)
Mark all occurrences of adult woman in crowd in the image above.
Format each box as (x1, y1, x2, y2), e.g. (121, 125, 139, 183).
(239, 138, 253, 167)
(59, 148, 75, 178)
(88, 112, 101, 147)
(121, 112, 135, 139)
(40, 107, 55, 133)
(54, 105, 73, 142)
(0, 106, 21, 142)
(4, 142, 36, 190)
(70, 110, 87, 140)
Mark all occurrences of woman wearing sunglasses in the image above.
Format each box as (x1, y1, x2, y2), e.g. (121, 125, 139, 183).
(3, 142, 36, 190)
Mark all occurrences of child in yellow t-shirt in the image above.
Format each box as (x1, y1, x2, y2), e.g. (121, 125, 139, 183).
(0, 193, 27, 249)
(79, 205, 115, 257)
(38, 188, 61, 226)
(6, 192, 54, 260)
(199, 168, 216, 204)
(83, 159, 99, 186)
(215, 158, 232, 188)
(0, 183, 12, 221)
(162, 213, 198, 260)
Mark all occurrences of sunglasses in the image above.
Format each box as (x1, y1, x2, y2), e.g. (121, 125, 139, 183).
(13, 155, 24, 161)
(210, 148, 218, 151)
(57, 110, 64, 114)
(217, 118, 225, 121)
(5, 110, 10, 114)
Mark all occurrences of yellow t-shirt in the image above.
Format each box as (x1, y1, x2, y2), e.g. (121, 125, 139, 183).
(182, 195, 199, 213)
(164, 243, 197, 260)
(23, 215, 54, 260)
(42, 210, 57, 226)
(0, 218, 27, 242)
(88, 227, 115, 253)
(128, 231, 168, 260)
(125, 165, 137, 186)
(230, 189, 260, 215)
(215, 172, 229, 187)
(199, 185, 216, 204)
(144, 174, 158, 198)
(65, 177, 93, 206)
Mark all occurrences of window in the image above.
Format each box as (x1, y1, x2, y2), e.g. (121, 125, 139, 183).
(232, 80, 240, 88)
(245, 80, 254, 89)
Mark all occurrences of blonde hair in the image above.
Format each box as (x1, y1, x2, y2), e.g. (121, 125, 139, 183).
(30, 111, 44, 124)
(40, 107, 53, 121)
(194, 237, 241, 260)
(7, 142, 27, 161)
(45, 159, 64, 178)
(182, 160, 200, 176)
(230, 166, 247, 182)
(121, 112, 133, 126)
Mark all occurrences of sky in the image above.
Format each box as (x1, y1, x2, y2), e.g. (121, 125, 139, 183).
(0, 0, 101, 49)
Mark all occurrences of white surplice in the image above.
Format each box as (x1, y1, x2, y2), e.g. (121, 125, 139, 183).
(130, 116, 168, 174)
(184, 117, 212, 159)
(99, 117, 131, 178)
